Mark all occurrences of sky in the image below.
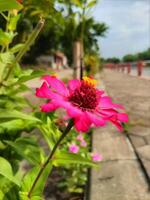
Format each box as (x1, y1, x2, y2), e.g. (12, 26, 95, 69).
(93, 0, 150, 58)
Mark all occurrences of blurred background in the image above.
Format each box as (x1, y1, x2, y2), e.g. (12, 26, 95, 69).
(1, 0, 149, 76)
(0, 1, 150, 200)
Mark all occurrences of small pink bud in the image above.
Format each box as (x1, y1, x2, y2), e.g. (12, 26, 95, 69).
(80, 140, 87, 147)
(76, 134, 84, 142)
(91, 153, 102, 162)
(69, 144, 79, 154)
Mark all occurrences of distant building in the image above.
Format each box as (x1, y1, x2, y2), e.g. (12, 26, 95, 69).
(54, 51, 68, 70)
(36, 51, 68, 69)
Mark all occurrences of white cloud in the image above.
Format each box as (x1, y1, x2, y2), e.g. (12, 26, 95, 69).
(93, 0, 150, 58)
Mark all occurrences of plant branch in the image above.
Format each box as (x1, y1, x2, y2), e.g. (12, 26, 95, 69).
(4, 18, 45, 81)
(27, 119, 74, 198)
(0, 12, 8, 20)
(80, 2, 86, 80)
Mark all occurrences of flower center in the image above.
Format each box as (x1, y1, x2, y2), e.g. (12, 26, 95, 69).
(83, 76, 97, 87)
(68, 78, 99, 111)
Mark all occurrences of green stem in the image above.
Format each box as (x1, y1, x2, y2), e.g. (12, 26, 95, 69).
(4, 18, 45, 81)
(80, 3, 86, 80)
(27, 119, 74, 198)
(6, 12, 10, 32)
(0, 12, 8, 20)
(0, 12, 10, 53)
(5, 12, 11, 52)
(16, 18, 45, 63)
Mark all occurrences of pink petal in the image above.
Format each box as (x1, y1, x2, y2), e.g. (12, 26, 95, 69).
(36, 82, 64, 101)
(68, 79, 80, 91)
(43, 75, 69, 96)
(113, 103, 124, 109)
(110, 120, 123, 132)
(47, 97, 82, 118)
(91, 153, 102, 161)
(86, 111, 106, 126)
(117, 113, 128, 122)
(40, 102, 58, 112)
(66, 103, 82, 118)
(35, 82, 52, 99)
(98, 109, 118, 119)
(74, 112, 91, 132)
(69, 144, 79, 154)
(99, 96, 112, 108)
(96, 89, 105, 96)
(100, 96, 124, 109)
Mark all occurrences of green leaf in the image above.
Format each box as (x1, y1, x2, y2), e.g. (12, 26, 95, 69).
(5, 137, 45, 165)
(0, 62, 5, 82)
(53, 151, 97, 167)
(0, 109, 41, 122)
(0, 0, 22, 12)
(0, 190, 5, 199)
(0, 141, 6, 149)
(71, 0, 82, 8)
(0, 29, 15, 46)
(10, 43, 24, 53)
(8, 83, 30, 95)
(0, 119, 28, 135)
(16, 70, 46, 84)
(0, 52, 14, 81)
(19, 192, 42, 200)
(39, 117, 61, 150)
(21, 162, 52, 198)
(8, 14, 21, 31)
(0, 51, 15, 64)
(86, 0, 97, 9)
(0, 176, 20, 200)
(0, 95, 29, 110)
(0, 157, 20, 186)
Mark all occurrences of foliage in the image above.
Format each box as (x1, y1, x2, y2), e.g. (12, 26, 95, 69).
(122, 48, 150, 62)
(122, 54, 138, 62)
(58, 129, 91, 194)
(10, 0, 108, 65)
(138, 48, 150, 61)
(0, 2, 99, 199)
(105, 57, 120, 64)
(84, 53, 100, 75)
(0, 1, 49, 198)
(59, 0, 108, 65)
(103, 48, 150, 64)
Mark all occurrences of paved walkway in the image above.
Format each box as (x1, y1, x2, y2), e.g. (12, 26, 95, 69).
(90, 69, 150, 200)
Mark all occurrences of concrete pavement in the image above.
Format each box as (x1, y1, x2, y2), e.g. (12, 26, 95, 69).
(90, 70, 150, 200)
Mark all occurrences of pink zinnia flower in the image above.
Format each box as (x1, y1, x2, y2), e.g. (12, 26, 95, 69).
(69, 144, 79, 154)
(36, 75, 128, 132)
(91, 153, 102, 162)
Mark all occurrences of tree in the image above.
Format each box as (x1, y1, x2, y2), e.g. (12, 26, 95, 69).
(122, 48, 150, 62)
(60, 0, 108, 65)
(138, 48, 150, 60)
(105, 57, 120, 64)
(122, 54, 137, 62)
(15, 0, 108, 65)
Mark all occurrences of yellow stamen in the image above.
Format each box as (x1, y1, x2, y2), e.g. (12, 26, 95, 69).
(52, 73, 57, 78)
(83, 76, 97, 87)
